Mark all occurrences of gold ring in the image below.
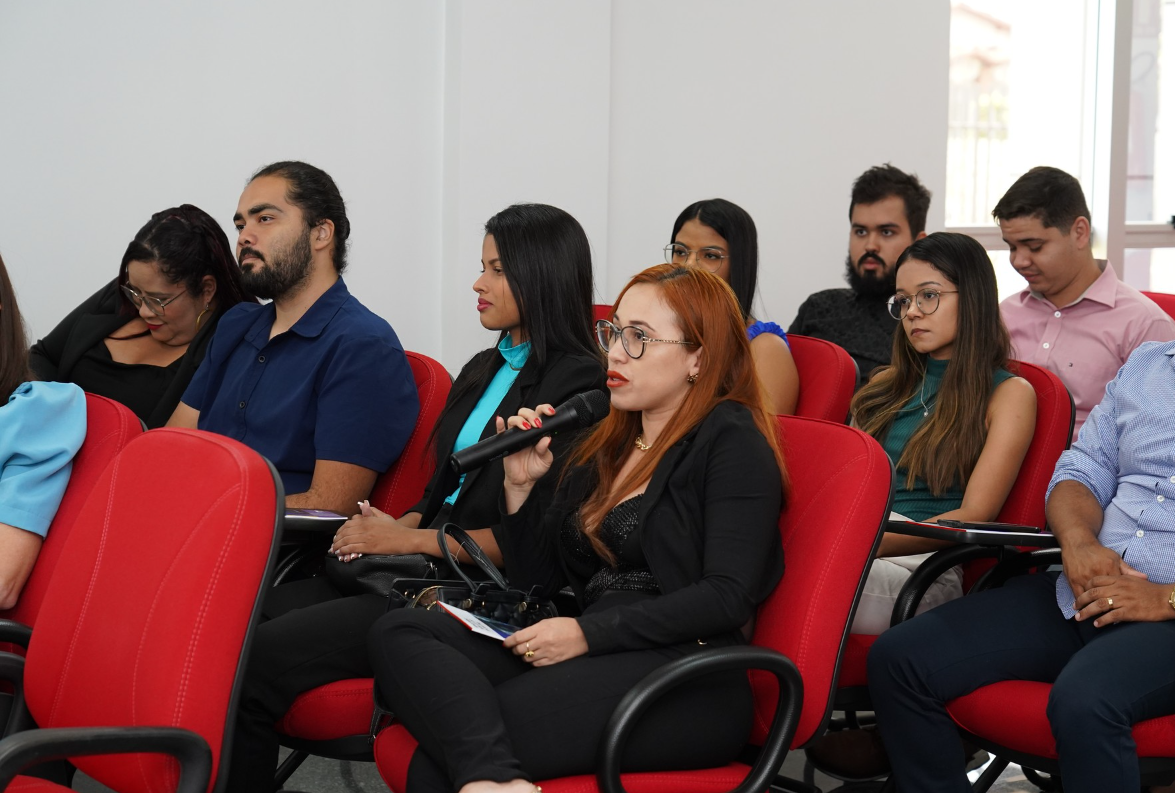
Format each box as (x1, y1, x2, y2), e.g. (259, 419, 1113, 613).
(526, 641, 531, 652)
(1107, 597, 1114, 608)
(525, 650, 535, 659)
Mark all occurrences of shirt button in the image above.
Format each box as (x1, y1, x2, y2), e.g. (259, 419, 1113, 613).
(1159, 495, 1166, 503)
(1043, 342, 1051, 349)
(239, 401, 246, 409)
(258, 355, 266, 363)
(1169, 476, 1175, 483)
(1054, 311, 1062, 318)
(1138, 530, 1146, 538)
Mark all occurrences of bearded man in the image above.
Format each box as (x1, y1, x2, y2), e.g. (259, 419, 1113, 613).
(170, 161, 418, 512)
(789, 164, 931, 383)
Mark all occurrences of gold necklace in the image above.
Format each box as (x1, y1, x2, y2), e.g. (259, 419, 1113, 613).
(634, 434, 652, 451)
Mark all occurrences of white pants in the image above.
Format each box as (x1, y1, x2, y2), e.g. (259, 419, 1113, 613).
(850, 554, 963, 635)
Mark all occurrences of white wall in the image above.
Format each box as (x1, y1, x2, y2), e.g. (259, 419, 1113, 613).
(0, 0, 949, 374)
(605, 1, 950, 324)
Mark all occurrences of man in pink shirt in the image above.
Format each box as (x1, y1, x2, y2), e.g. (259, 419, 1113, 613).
(995, 166, 1175, 440)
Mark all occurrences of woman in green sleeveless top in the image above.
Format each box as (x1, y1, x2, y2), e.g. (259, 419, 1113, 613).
(850, 232, 1037, 635)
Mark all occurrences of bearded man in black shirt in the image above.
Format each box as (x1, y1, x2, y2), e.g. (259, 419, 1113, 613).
(789, 164, 930, 384)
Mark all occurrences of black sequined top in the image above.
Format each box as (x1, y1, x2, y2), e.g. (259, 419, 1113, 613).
(560, 494, 659, 607)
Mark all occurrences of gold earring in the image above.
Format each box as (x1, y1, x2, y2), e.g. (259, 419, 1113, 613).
(195, 304, 210, 330)
(687, 373, 698, 384)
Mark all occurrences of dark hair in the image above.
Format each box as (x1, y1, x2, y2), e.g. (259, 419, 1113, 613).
(850, 164, 932, 237)
(0, 252, 32, 399)
(670, 199, 758, 322)
(118, 204, 255, 315)
(432, 204, 600, 450)
(251, 161, 351, 273)
(992, 166, 1090, 233)
(851, 232, 1011, 494)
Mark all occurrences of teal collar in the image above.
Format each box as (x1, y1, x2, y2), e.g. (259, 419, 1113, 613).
(498, 336, 532, 371)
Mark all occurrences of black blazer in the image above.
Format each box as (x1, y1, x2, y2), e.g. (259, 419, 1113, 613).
(29, 279, 227, 428)
(410, 346, 606, 536)
(496, 400, 785, 655)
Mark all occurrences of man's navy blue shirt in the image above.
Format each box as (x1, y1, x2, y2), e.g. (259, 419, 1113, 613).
(182, 278, 419, 495)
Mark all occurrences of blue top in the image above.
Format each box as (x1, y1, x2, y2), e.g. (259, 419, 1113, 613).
(746, 320, 789, 348)
(182, 278, 420, 495)
(444, 337, 532, 505)
(0, 381, 86, 537)
(1048, 340, 1175, 618)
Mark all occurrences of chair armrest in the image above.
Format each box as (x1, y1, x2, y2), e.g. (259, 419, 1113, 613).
(890, 544, 1003, 626)
(0, 652, 33, 737)
(972, 547, 1062, 593)
(0, 621, 32, 650)
(0, 726, 212, 792)
(596, 646, 803, 793)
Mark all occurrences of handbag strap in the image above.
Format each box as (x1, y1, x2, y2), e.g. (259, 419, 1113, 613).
(437, 523, 509, 591)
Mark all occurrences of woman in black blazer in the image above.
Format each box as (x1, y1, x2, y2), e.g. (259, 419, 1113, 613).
(30, 205, 254, 428)
(225, 204, 606, 792)
(368, 264, 787, 792)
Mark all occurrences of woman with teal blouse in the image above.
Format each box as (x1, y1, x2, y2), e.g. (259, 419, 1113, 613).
(0, 253, 86, 611)
(848, 232, 1036, 635)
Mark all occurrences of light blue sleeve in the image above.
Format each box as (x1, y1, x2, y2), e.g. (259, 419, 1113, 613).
(0, 382, 87, 537)
(1046, 361, 1122, 508)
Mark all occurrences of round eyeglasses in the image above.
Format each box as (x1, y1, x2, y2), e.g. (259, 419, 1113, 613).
(886, 289, 959, 320)
(663, 243, 727, 273)
(121, 284, 186, 316)
(595, 319, 697, 359)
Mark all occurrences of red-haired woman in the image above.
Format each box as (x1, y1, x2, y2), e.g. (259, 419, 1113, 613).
(368, 264, 787, 793)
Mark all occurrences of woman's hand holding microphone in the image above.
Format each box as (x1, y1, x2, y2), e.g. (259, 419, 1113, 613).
(501, 403, 558, 514)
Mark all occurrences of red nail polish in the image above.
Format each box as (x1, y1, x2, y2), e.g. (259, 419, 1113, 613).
(522, 422, 531, 430)
(535, 418, 543, 428)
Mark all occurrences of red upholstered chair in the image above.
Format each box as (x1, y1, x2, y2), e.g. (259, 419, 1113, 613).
(788, 334, 858, 423)
(1142, 290, 1175, 321)
(372, 414, 894, 793)
(0, 428, 283, 793)
(831, 362, 1074, 733)
(593, 304, 613, 323)
(367, 351, 453, 518)
(271, 350, 452, 784)
(0, 393, 142, 652)
(946, 680, 1175, 791)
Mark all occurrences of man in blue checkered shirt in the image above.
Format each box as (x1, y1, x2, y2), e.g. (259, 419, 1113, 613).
(868, 340, 1175, 793)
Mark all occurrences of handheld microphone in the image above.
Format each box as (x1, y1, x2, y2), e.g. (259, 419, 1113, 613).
(448, 389, 611, 474)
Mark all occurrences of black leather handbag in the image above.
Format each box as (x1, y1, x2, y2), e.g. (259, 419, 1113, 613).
(323, 551, 439, 598)
(399, 524, 557, 629)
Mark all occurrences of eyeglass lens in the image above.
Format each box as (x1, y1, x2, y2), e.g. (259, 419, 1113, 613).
(664, 244, 725, 272)
(595, 320, 646, 359)
(889, 290, 942, 319)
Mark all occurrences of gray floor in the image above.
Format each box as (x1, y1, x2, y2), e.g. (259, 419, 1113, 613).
(73, 747, 1044, 792)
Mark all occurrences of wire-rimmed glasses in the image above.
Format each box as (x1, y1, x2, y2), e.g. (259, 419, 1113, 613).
(595, 319, 697, 359)
(886, 289, 959, 320)
(663, 243, 728, 272)
(120, 284, 186, 316)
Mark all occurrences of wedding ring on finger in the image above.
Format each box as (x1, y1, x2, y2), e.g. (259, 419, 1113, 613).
(1107, 597, 1114, 608)
(525, 650, 536, 660)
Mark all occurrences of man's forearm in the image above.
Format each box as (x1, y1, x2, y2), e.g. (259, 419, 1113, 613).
(1047, 479, 1105, 551)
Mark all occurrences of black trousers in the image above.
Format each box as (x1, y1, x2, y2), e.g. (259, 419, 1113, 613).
(868, 571, 1175, 793)
(367, 602, 753, 793)
(225, 578, 387, 793)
